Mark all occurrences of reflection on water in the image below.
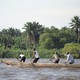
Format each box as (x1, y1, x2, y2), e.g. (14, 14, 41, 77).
(0, 59, 80, 80)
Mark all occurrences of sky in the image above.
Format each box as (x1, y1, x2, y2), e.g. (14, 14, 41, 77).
(0, 0, 80, 32)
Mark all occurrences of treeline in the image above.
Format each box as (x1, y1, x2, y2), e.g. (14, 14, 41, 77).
(0, 16, 80, 58)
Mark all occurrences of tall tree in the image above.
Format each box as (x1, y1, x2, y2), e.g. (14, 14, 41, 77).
(70, 16, 80, 43)
(23, 21, 44, 48)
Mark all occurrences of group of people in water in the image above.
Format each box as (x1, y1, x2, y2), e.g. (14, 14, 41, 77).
(19, 47, 74, 64)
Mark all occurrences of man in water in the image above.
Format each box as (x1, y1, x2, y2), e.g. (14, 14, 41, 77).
(65, 52, 74, 64)
(33, 47, 40, 63)
(19, 53, 26, 62)
(50, 52, 60, 63)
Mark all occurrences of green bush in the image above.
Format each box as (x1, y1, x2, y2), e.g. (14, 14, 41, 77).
(61, 43, 80, 58)
(0, 49, 27, 58)
(38, 48, 60, 58)
(0, 48, 54, 58)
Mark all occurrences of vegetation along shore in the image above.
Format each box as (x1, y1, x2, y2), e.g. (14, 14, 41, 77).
(0, 16, 80, 59)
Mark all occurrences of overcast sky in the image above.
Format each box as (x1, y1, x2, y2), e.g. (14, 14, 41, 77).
(0, 0, 80, 31)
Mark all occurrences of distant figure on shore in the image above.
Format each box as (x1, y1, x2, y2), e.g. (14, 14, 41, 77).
(50, 52, 60, 63)
(19, 53, 26, 62)
(65, 52, 74, 64)
(33, 47, 40, 63)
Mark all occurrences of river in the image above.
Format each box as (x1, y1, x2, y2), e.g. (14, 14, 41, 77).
(0, 59, 80, 80)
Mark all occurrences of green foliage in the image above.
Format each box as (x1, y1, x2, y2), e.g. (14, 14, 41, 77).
(14, 37, 26, 50)
(39, 33, 54, 49)
(38, 49, 54, 58)
(23, 21, 44, 48)
(70, 16, 80, 43)
(38, 48, 61, 58)
(0, 49, 27, 58)
(0, 18, 80, 58)
(62, 43, 80, 58)
(50, 26, 59, 36)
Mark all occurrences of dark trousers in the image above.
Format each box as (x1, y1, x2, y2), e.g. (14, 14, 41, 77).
(20, 57, 26, 62)
(69, 61, 74, 64)
(54, 59, 60, 63)
(33, 58, 40, 63)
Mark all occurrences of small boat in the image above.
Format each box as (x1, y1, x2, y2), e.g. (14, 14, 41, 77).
(1, 59, 80, 68)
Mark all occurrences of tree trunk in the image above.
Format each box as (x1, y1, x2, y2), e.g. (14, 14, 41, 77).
(76, 28, 79, 43)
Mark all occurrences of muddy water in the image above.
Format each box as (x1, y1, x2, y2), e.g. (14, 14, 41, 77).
(0, 59, 80, 80)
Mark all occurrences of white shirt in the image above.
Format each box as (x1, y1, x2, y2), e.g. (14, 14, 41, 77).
(66, 54, 74, 63)
(19, 54, 24, 58)
(34, 50, 39, 58)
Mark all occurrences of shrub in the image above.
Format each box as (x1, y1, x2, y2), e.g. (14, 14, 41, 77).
(0, 49, 27, 58)
(38, 48, 60, 58)
(62, 43, 80, 58)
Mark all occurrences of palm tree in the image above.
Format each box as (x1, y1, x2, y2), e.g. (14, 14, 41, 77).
(23, 21, 44, 49)
(70, 16, 80, 43)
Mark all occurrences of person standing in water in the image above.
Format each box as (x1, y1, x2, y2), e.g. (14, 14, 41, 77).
(33, 47, 40, 63)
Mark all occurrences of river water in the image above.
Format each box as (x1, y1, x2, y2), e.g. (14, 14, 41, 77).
(0, 59, 80, 80)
